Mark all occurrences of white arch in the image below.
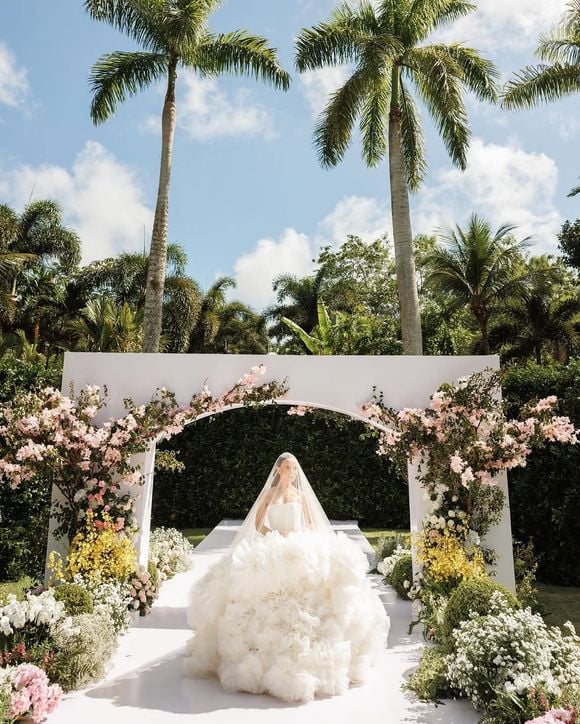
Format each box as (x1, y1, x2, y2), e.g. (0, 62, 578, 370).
(47, 352, 516, 590)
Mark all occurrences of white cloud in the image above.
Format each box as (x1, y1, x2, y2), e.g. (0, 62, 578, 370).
(549, 111, 579, 141)
(231, 194, 391, 309)
(0, 141, 153, 262)
(436, 0, 566, 51)
(143, 73, 275, 141)
(233, 228, 314, 309)
(317, 195, 389, 243)
(0, 42, 29, 108)
(414, 137, 561, 251)
(299, 66, 349, 117)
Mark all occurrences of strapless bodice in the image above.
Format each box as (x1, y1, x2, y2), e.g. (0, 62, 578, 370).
(267, 502, 303, 532)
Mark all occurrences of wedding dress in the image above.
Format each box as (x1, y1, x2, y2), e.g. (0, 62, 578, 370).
(183, 453, 389, 703)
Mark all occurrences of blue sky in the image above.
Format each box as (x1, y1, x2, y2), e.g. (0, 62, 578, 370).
(0, 0, 578, 309)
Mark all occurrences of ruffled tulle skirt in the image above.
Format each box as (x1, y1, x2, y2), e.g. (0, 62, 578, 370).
(183, 531, 389, 703)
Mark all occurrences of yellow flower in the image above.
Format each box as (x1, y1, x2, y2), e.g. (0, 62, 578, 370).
(416, 529, 486, 585)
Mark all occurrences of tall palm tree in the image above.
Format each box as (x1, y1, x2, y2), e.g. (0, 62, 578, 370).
(295, 0, 499, 354)
(85, 0, 290, 353)
(209, 301, 269, 353)
(424, 214, 529, 354)
(75, 243, 201, 351)
(0, 200, 80, 298)
(503, 0, 580, 108)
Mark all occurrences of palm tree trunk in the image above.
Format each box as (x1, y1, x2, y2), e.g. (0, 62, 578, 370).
(535, 344, 542, 365)
(388, 103, 423, 355)
(142, 58, 177, 353)
(478, 317, 491, 355)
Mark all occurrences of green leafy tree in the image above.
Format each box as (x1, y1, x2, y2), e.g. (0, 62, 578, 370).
(558, 219, 580, 270)
(266, 272, 325, 352)
(76, 244, 201, 352)
(424, 214, 529, 354)
(69, 297, 144, 352)
(295, 0, 499, 354)
(503, 0, 580, 108)
(490, 263, 580, 364)
(85, 0, 290, 353)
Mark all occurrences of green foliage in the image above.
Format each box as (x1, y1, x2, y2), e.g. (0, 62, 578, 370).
(53, 584, 94, 617)
(406, 646, 453, 701)
(147, 561, 160, 592)
(0, 353, 61, 403)
(442, 578, 519, 644)
(153, 406, 408, 530)
(0, 576, 34, 603)
(558, 219, 580, 271)
(513, 539, 540, 609)
(503, 361, 580, 584)
(374, 533, 410, 562)
(390, 554, 413, 599)
(51, 613, 117, 692)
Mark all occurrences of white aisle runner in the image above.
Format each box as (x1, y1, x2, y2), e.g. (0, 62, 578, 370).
(51, 522, 478, 724)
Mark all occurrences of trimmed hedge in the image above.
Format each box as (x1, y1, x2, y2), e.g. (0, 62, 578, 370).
(53, 583, 94, 616)
(390, 554, 413, 599)
(152, 405, 409, 530)
(442, 578, 519, 644)
(503, 361, 580, 585)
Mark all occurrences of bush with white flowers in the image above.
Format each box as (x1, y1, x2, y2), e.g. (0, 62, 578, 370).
(70, 575, 132, 635)
(377, 544, 412, 582)
(446, 592, 580, 711)
(149, 527, 194, 581)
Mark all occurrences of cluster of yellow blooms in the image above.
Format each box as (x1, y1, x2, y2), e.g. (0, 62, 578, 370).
(416, 529, 486, 585)
(50, 510, 136, 583)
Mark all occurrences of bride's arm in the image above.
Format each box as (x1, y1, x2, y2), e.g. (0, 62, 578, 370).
(255, 490, 273, 534)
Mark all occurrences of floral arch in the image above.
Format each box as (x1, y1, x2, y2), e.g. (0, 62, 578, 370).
(44, 351, 517, 590)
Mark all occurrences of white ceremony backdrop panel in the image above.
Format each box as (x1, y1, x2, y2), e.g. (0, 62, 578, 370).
(46, 353, 516, 590)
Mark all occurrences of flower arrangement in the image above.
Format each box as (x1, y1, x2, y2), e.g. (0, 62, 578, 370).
(0, 366, 287, 541)
(50, 510, 137, 584)
(149, 527, 194, 581)
(446, 592, 580, 714)
(0, 591, 70, 647)
(69, 575, 132, 635)
(128, 565, 159, 616)
(415, 529, 486, 589)
(0, 663, 62, 723)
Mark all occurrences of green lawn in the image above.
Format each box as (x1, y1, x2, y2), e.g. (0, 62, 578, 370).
(536, 582, 580, 631)
(182, 528, 213, 548)
(361, 528, 410, 549)
(0, 575, 35, 603)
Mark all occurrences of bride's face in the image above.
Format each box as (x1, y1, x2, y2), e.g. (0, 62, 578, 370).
(277, 458, 296, 487)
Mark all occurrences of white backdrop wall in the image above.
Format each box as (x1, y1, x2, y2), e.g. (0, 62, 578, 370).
(47, 353, 515, 590)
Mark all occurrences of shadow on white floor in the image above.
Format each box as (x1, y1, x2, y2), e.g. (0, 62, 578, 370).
(51, 522, 479, 724)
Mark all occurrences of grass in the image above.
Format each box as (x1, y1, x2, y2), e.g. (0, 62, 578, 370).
(361, 528, 410, 549)
(536, 582, 580, 632)
(0, 575, 35, 603)
(182, 528, 212, 548)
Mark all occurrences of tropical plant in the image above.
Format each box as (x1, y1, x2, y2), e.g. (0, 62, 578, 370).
(558, 219, 580, 270)
(490, 280, 580, 364)
(503, 0, 580, 108)
(295, 0, 499, 354)
(85, 0, 290, 353)
(68, 297, 144, 352)
(424, 214, 529, 354)
(0, 200, 80, 300)
(282, 299, 334, 355)
(266, 271, 325, 351)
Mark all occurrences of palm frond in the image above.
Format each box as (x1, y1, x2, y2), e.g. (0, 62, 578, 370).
(295, 14, 366, 71)
(158, 0, 224, 53)
(399, 78, 426, 190)
(194, 31, 290, 90)
(90, 50, 168, 124)
(84, 0, 162, 51)
(314, 65, 369, 168)
(502, 63, 580, 108)
(402, 0, 476, 45)
(437, 44, 500, 102)
(359, 75, 389, 166)
(406, 46, 470, 169)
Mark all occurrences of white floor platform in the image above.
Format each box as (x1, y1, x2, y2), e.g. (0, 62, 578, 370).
(51, 522, 479, 724)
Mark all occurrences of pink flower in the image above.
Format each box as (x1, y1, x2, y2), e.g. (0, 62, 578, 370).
(450, 454, 464, 474)
(460, 467, 475, 487)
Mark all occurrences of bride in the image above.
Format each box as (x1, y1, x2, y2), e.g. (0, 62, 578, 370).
(183, 453, 389, 703)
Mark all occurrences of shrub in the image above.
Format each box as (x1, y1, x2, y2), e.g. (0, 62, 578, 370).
(52, 584, 93, 617)
(51, 613, 117, 692)
(390, 554, 413, 599)
(0, 577, 35, 604)
(0, 662, 62, 721)
(377, 545, 412, 582)
(71, 575, 132, 635)
(148, 561, 160, 591)
(406, 646, 453, 701)
(442, 577, 519, 643)
(446, 592, 580, 713)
